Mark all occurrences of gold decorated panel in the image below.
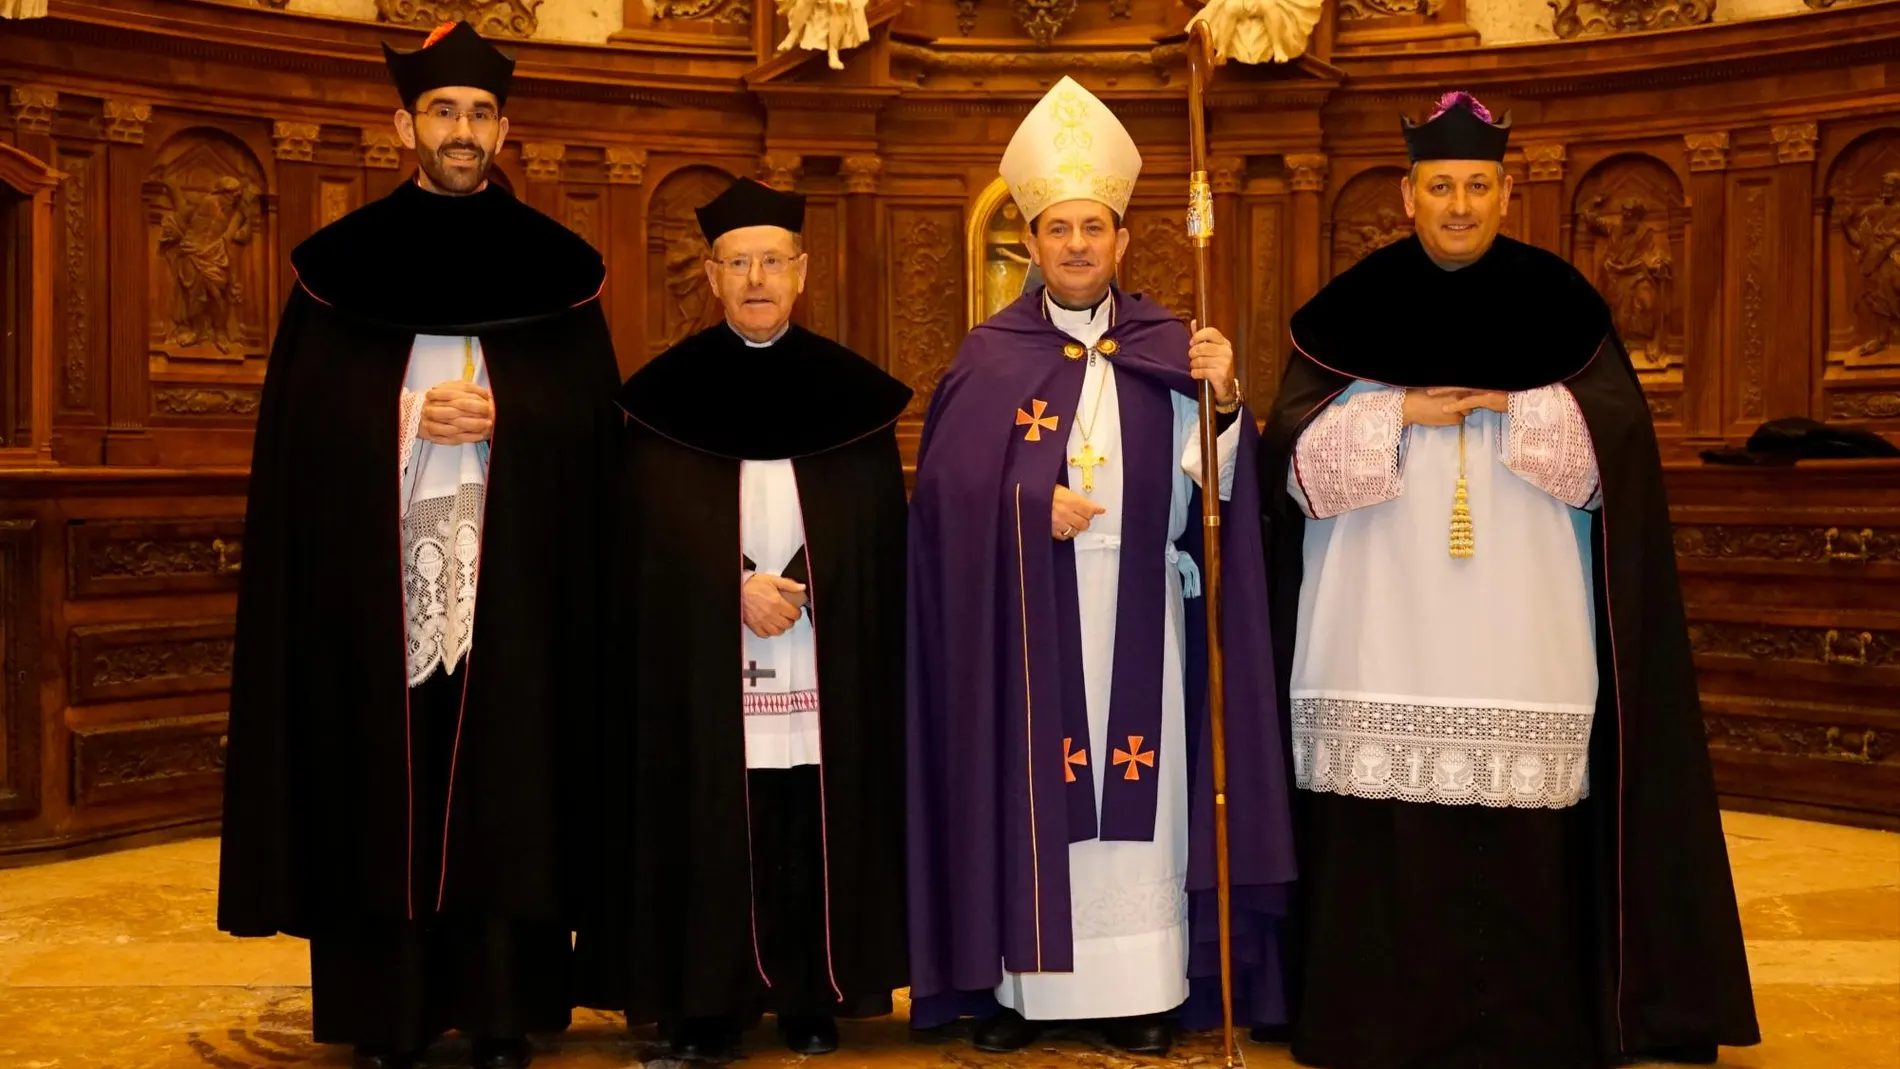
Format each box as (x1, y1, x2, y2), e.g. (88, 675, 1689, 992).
(67, 519, 244, 599)
(886, 204, 965, 418)
(70, 713, 228, 809)
(68, 620, 236, 706)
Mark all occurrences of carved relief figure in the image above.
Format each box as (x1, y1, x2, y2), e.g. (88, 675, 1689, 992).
(648, 166, 736, 351)
(1342, 207, 1412, 268)
(154, 174, 260, 353)
(776, 0, 869, 70)
(1330, 166, 1411, 275)
(1842, 171, 1900, 355)
(1581, 195, 1672, 365)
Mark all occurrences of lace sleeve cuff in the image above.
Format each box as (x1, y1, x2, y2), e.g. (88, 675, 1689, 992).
(398, 388, 422, 490)
(1502, 385, 1600, 509)
(1291, 387, 1408, 519)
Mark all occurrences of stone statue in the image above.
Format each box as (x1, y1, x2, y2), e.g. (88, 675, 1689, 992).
(1188, 0, 1325, 65)
(155, 175, 258, 354)
(776, 0, 870, 70)
(1843, 171, 1900, 356)
(1582, 195, 1672, 366)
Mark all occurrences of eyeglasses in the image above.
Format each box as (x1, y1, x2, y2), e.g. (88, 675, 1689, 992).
(416, 104, 498, 129)
(717, 254, 799, 276)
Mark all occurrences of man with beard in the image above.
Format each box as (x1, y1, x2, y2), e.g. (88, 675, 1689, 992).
(577, 179, 911, 1060)
(1261, 91, 1759, 1068)
(217, 21, 620, 1069)
(907, 77, 1294, 1056)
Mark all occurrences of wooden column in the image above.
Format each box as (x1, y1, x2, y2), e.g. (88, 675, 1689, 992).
(272, 121, 321, 323)
(1286, 153, 1327, 312)
(7, 86, 56, 179)
(1521, 142, 1567, 256)
(1684, 131, 1730, 440)
(103, 99, 156, 466)
(842, 155, 883, 364)
(520, 142, 565, 219)
(605, 146, 648, 380)
(1771, 122, 1820, 421)
(8, 86, 58, 460)
(360, 127, 406, 202)
(1210, 155, 1245, 362)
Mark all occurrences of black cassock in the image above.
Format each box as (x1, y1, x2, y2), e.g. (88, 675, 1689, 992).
(217, 179, 621, 1048)
(1261, 236, 1760, 1069)
(575, 323, 911, 1025)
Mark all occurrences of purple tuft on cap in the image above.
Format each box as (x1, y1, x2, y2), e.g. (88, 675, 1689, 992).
(1429, 91, 1493, 124)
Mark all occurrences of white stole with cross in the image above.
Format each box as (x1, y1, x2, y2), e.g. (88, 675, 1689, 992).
(737, 327, 822, 770)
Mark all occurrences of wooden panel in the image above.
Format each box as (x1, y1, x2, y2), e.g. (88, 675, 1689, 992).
(68, 619, 235, 705)
(66, 517, 243, 599)
(71, 713, 227, 809)
(0, 519, 40, 820)
(884, 204, 964, 418)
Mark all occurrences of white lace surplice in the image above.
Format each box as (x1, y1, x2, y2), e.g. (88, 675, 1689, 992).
(996, 295, 1239, 1020)
(740, 456, 823, 769)
(399, 335, 491, 687)
(1289, 380, 1602, 810)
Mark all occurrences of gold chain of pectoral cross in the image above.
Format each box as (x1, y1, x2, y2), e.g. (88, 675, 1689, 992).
(1069, 350, 1112, 495)
(462, 336, 476, 382)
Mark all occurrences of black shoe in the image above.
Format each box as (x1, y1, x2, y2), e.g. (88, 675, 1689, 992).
(667, 1017, 738, 1061)
(1249, 1024, 1292, 1044)
(352, 1046, 419, 1069)
(1101, 1014, 1174, 1056)
(1638, 1045, 1719, 1065)
(471, 1037, 532, 1069)
(780, 1015, 839, 1055)
(970, 1008, 1043, 1053)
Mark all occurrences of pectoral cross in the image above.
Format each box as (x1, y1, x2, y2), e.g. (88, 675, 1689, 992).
(743, 661, 776, 688)
(1069, 443, 1107, 494)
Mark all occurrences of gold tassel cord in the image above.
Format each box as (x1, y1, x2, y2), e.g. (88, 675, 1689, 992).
(1450, 420, 1474, 558)
(462, 336, 476, 382)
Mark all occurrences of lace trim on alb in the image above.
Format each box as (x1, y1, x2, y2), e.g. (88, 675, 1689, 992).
(1503, 386, 1600, 509)
(1294, 388, 1407, 519)
(742, 690, 821, 715)
(403, 482, 484, 686)
(1292, 695, 1593, 810)
(1070, 871, 1188, 941)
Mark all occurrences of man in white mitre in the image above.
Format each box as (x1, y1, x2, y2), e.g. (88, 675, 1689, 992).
(907, 76, 1296, 1056)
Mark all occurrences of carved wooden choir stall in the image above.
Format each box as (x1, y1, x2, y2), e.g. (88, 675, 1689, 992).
(0, 0, 1896, 863)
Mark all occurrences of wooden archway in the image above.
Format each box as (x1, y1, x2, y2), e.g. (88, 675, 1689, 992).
(0, 141, 62, 463)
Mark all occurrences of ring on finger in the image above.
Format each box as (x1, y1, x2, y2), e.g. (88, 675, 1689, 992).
(1062, 525, 1075, 539)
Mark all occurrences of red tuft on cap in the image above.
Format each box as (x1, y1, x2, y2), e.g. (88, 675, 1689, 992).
(421, 20, 457, 48)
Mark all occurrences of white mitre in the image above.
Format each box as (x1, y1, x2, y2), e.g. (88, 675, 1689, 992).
(998, 76, 1143, 223)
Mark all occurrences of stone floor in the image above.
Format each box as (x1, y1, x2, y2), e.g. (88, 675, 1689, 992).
(0, 811, 1893, 1069)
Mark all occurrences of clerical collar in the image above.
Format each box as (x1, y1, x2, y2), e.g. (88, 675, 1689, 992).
(729, 321, 791, 348)
(1042, 289, 1114, 332)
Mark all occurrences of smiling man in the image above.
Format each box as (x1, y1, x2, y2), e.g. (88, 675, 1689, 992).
(576, 178, 911, 1061)
(906, 77, 1294, 1056)
(217, 20, 621, 1069)
(1261, 91, 1760, 1069)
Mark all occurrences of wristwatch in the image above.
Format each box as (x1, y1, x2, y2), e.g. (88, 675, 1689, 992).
(1214, 376, 1244, 415)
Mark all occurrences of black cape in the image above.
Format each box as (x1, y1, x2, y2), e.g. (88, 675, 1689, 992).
(1263, 235, 1761, 1055)
(218, 178, 621, 938)
(576, 323, 913, 1022)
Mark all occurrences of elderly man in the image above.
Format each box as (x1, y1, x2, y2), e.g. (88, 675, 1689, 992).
(576, 178, 911, 1061)
(1261, 91, 1760, 1069)
(906, 77, 1294, 1056)
(218, 21, 620, 1069)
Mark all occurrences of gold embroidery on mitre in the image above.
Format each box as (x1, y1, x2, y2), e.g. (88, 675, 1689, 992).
(999, 76, 1143, 223)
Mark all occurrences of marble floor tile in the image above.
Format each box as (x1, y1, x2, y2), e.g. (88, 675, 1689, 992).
(0, 812, 1893, 1069)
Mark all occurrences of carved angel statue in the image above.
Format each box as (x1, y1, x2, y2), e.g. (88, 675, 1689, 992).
(1843, 172, 1900, 356)
(1188, 0, 1325, 65)
(776, 0, 871, 71)
(155, 175, 260, 354)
